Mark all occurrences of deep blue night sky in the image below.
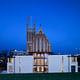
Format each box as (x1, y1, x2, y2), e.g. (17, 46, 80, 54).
(0, 0, 80, 54)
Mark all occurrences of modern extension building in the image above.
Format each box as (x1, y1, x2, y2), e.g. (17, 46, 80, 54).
(7, 54, 78, 73)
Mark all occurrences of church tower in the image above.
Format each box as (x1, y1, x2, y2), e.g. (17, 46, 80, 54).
(26, 17, 35, 55)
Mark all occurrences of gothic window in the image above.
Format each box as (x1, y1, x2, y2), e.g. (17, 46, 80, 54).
(34, 41, 36, 52)
(37, 37, 40, 51)
(41, 38, 43, 51)
(45, 40, 47, 52)
(32, 33, 33, 40)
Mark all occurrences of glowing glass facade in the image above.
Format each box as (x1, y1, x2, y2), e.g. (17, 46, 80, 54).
(33, 53, 48, 73)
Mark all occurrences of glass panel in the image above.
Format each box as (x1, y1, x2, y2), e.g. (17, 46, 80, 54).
(45, 40, 47, 51)
(33, 52, 48, 72)
(34, 41, 36, 51)
(41, 53, 44, 58)
(37, 66, 40, 72)
(72, 57, 75, 62)
(9, 66, 13, 72)
(19, 64, 21, 72)
(9, 58, 13, 63)
(19, 57, 21, 63)
(37, 37, 40, 51)
(62, 56, 64, 63)
(62, 65, 64, 72)
(71, 66, 75, 72)
(41, 66, 44, 72)
(41, 38, 43, 51)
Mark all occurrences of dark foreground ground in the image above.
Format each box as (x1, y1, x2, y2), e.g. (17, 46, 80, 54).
(0, 73, 80, 80)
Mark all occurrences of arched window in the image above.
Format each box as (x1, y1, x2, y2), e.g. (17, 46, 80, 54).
(37, 37, 40, 51)
(45, 40, 47, 52)
(41, 38, 43, 51)
(34, 41, 36, 52)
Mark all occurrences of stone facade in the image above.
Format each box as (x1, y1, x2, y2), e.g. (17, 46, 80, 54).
(26, 20, 52, 55)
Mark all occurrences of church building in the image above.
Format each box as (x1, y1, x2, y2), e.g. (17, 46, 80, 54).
(7, 18, 78, 73)
(26, 18, 52, 55)
(26, 18, 52, 72)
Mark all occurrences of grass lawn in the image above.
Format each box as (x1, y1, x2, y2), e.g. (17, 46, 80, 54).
(0, 72, 80, 80)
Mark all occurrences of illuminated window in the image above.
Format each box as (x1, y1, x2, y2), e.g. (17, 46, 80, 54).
(37, 66, 40, 72)
(34, 41, 36, 51)
(33, 66, 37, 72)
(44, 66, 48, 72)
(34, 53, 37, 57)
(72, 57, 76, 62)
(45, 40, 47, 51)
(33, 52, 48, 73)
(34, 59, 36, 64)
(37, 54, 40, 58)
(9, 66, 13, 72)
(41, 66, 44, 72)
(62, 65, 64, 72)
(62, 56, 64, 63)
(41, 59, 44, 65)
(19, 64, 21, 72)
(45, 59, 48, 65)
(19, 57, 21, 63)
(8, 58, 13, 63)
(41, 38, 43, 51)
(37, 59, 41, 65)
(45, 53, 48, 58)
(41, 53, 44, 57)
(37, 37, 40, 51)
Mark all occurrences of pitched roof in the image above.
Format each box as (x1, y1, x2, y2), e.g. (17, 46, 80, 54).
(37, 24, 44, 34)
